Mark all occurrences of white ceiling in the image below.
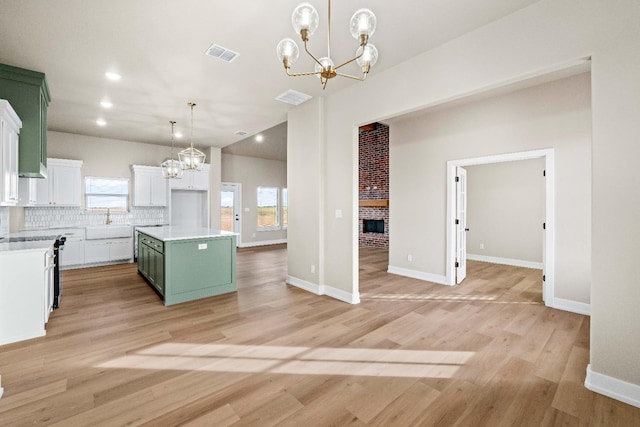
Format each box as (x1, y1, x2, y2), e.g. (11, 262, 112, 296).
(0, 0, 541, 155)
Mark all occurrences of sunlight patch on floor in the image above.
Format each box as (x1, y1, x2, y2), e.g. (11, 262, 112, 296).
(96, 343, 475, 379)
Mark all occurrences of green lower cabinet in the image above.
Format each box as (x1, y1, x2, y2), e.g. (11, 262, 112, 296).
(137, 232, 236, 306)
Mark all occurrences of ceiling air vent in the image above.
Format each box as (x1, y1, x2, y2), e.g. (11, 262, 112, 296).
(275, 89, 312, 106)
(234, 130, 248, 137)
(205, 43, 239, 63)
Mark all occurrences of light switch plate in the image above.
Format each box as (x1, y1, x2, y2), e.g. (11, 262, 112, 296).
(335, 209, 342, 218)
(198, 243, 207, 250)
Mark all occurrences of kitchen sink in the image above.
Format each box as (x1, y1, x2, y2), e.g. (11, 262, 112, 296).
(85, 225, 132, 240)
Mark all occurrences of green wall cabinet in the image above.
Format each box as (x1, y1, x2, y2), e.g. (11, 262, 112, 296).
(0, 63, 50, 178)
(137, 230, 236, 306)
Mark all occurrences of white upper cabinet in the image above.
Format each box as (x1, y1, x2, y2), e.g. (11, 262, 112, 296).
(34, 158, 83, 206)
(169, 164, 210, 191)
(0, 100, 22, 206)
(132, 165, 167, 206)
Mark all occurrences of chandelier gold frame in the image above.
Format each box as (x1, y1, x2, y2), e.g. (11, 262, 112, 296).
(277, 0, 379, 89)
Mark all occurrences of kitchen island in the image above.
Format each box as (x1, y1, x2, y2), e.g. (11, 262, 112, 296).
(136, 226, 237, 306)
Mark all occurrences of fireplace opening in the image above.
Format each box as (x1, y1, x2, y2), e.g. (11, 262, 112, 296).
(363, 219, 384, 234)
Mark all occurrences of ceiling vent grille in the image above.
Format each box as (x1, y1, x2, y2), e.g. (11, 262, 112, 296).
(234, 130, 248, 137)
(205, 44, 239, 63)
(275, 89, 312, 106)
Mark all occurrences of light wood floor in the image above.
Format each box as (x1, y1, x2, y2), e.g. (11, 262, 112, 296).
(0, 246, 639, 426)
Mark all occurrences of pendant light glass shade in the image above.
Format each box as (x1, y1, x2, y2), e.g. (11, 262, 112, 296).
(178, 102, 206, 171)
(161, 121, 183, 179)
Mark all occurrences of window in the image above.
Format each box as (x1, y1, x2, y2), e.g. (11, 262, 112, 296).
(257, 186, 279, 229)
(85, 177, 129, 212)
(282, 188, 288, 229)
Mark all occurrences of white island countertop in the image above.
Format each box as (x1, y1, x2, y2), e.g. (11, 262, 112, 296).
(136, 226, 237, 242)
(0, 237, 56, 254)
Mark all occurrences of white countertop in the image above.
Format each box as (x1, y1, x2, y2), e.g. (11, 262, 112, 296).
(0, 239, 54, 254)
(136, 226, 237, 242)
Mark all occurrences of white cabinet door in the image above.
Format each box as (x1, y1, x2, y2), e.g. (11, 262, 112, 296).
(84, 240, 110, 264)
(133, 170, 152, 206)
(60, 240, 85, 266)
(150, 173, 167, 205)
(34, 159, 82, 206)
(190, 165, 210, 190)
(34, 175, 50, 205)
(18, 177, 38, 206)
(109, 238, 132, 261)
(0, 104, 21, 206)
(132, 166, 167, 206)
(52, 165, 81, 206)
(84, 238, 132, 264)
(170, 165, 209, 191)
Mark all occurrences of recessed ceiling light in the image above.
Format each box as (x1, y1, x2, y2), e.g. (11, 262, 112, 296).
(96, 118, 107, 126)
(255, 134, 264, 143)
(174, 132, 183, 139)
(100, 100, 113, 108)
(105, 71, 121, 81)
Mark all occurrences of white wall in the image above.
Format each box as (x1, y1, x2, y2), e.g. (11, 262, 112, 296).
(466, 158, 545, 264)
(287, 0, 640, 393)
(48, 131, 168, 178)
(390, 74, 590, 303)
(287, 98, 324, 286)
(221, 153, 287, 246)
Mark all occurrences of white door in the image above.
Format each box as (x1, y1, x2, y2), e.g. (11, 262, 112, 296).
(456, 166, 468, 284)
(221, 183, 241, 244)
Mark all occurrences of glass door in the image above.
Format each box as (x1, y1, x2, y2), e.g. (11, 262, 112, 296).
(221, 182, 241, 244)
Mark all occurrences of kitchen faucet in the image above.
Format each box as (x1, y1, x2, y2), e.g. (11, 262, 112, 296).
(106, 208, 112, 225)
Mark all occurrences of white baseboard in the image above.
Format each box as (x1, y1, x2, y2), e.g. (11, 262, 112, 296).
(467, 254, 543, 270)
(325, 285, 360, 304)
(286, 276, 359, 304)
(387, 266, 449, 286)
(585, 364, 640, 409)
(238, 239, 287, 248)
(286, 275, 322, 295)
(552, 297, 591, 316)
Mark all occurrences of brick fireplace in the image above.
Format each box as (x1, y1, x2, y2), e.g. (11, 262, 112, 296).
(359, 122, 389, 248)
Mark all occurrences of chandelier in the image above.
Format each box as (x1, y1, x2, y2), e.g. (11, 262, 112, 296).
(178, 102, 206, 171)
(161, 120, 183, 179)
(276, 1, 378, 89)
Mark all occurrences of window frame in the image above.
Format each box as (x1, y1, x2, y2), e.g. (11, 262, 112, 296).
(281, 187, 288, 230)
(256, 186, 280, 231)
(84, 176, 130, 212)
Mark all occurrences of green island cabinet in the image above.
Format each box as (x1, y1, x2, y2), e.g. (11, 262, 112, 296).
(137, 226, 237, 306)
(0, 63, 50, 178)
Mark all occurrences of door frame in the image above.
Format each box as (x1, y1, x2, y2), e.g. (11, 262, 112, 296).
(445, 148, 555, 306)
(455, 166, 468, 284)
(221, 182, 242, 245)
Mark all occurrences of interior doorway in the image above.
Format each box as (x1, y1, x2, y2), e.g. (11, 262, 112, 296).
(221, 182, 242, 245)
(446, 149, 555, 305)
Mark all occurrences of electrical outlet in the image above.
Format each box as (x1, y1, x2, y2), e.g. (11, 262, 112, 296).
(252, 233, 256, 238)
(480, 243, 484, 250)
(311, 265, 315, 274)
(407, 254, 412, 262)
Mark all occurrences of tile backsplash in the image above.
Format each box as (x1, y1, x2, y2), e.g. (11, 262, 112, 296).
(24, 206, 166, 229)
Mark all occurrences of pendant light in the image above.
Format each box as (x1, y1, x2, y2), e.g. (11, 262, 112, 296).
(178, 102, 206, 171)
(161, 120, 183, 179)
